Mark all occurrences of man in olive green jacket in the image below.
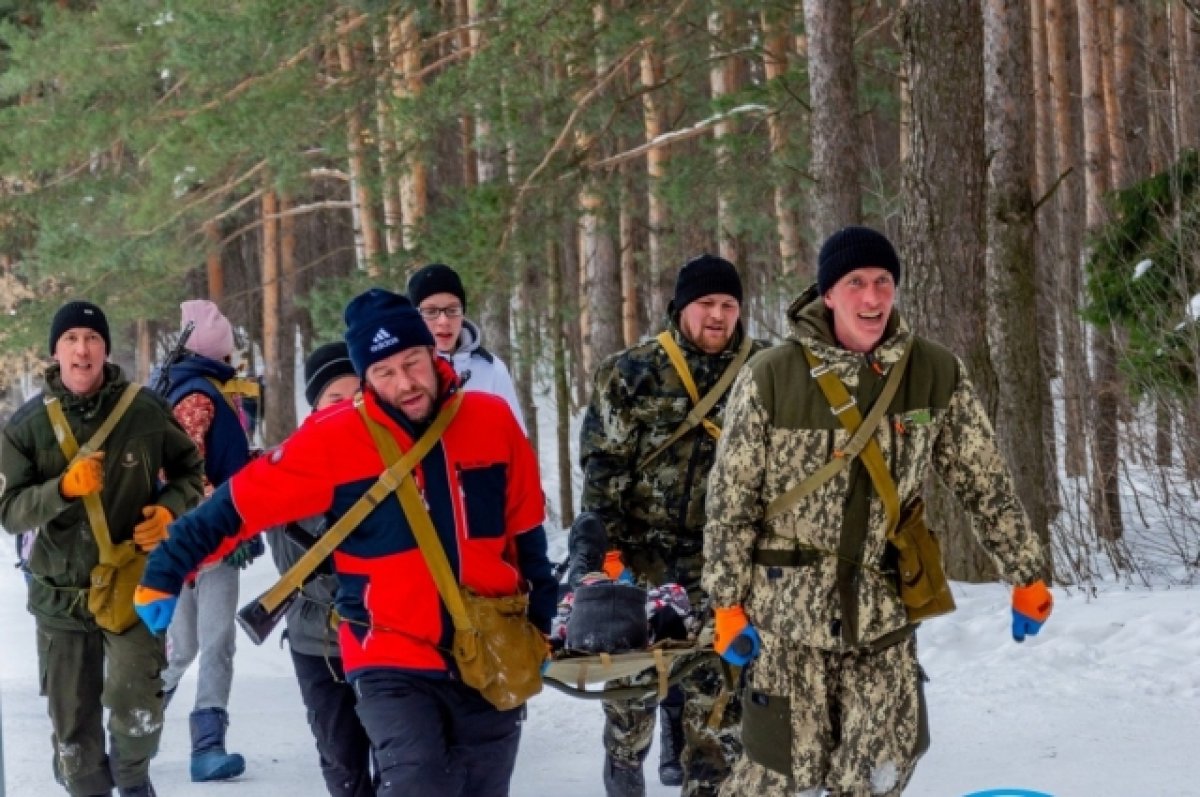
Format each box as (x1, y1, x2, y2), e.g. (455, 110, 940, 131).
(0, 301, 204, 797)
(703, 228, 1052, 796)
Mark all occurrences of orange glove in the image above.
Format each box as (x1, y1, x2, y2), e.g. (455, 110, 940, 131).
(1012, 579, 1053, 642)
(60, 452, 105, 499)
(713, 605, 760, 665)
(133, 585, 178, 634)
(602, 550, 633, 583)
(132, 506, 174, 552)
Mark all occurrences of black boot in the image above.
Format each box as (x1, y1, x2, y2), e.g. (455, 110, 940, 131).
(117, 782, 156, 797)
(657, 704, 684, 786)
(566, 512, 609, 590)
(603, 755, 646, 797)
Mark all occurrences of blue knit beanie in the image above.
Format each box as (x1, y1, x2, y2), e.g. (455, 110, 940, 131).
(343, 289, 435, 377)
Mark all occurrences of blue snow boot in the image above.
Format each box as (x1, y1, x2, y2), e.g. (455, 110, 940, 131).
(189, 708, 246, 782)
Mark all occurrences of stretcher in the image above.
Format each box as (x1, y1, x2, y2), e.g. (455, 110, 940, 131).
(541, 639, 716, 701)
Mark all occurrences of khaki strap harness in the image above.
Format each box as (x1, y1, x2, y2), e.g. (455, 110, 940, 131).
(355, 393, 475, 634)
(762, 342, 912, 526)
(44, 383, 141, 563)
(248, 391, 461, 622)
(640, 330, 754, 469)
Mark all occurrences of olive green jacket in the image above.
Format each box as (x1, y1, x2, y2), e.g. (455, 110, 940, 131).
(702, 286, 1044, 649)
(0, 363, 204, 630)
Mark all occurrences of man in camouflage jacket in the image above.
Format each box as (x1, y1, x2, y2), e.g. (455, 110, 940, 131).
(580, 254, 770, 797)
(702, 227, 1052, 796)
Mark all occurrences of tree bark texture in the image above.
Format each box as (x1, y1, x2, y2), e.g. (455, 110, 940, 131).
(900, 0, 998, 582)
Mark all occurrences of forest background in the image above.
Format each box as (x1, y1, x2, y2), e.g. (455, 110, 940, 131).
(1, 0, 1199, 588)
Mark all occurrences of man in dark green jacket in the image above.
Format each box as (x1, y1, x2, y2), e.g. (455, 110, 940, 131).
(0, 300, 204, 797)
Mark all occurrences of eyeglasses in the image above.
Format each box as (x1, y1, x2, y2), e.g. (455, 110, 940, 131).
(418, 305, 464, 320)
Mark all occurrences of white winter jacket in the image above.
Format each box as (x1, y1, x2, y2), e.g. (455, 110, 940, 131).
(442, 319, 527, 433)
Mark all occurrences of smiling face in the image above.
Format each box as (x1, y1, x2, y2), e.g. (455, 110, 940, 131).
(52, 327, 107, 396)
(365, 346, 439, 423)
(678, 293, 740, 354)
(822, 267, 896, 353)
(416, 291, 465, 355)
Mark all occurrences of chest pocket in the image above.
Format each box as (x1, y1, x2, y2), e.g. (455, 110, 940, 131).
(458, 463, 507, 539)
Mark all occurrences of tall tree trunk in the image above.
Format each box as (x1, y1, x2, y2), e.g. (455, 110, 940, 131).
(204, 221, 224, 302)
(391, 11, 427, 252)
(900, 0, 998, 582)
(336, 34, 382, 276)
(761, 5, 803, 274)
(803, 0, 861, 241)
(619, 167, 639, 346)
(135, 319, 152, 385)
(469, 0, 511, 365)
(1045, 0, 1090, 477)
(275, 195, 298, 435)
(1079, 0, 1125, 542)
(261, 189, 282, 445)
(1170, 1, 1197, 151)
(708, 5, 743, 263)
(639, 42, 671, 325)
(549, 238, 575, 526)
(984, 0, 1053, 581)
(1029, 0, 1063, 520)
(374, 25, 403, 256)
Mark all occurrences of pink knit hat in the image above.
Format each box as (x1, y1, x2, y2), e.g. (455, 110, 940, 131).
(180, 299, 235, 361)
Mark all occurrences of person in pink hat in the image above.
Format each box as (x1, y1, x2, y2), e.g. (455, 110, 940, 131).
(157, 299, 260, 782)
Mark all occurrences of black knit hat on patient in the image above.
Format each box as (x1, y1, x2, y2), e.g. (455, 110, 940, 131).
(817, 226, 902, 295)
(406, 263, 467, 311)
(49, 300, 111, 355)
(304, 341, 357, 408)
(343, 288, 436, 377)
(671, 254, 743, 313)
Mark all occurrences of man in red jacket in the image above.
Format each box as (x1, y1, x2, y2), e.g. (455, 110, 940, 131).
(134, 288, 556, 797)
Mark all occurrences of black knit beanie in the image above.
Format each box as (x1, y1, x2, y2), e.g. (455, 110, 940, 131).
(343, 288, 435, 377)
(49, 300, 111, 355)
(406, 263, 467, 311)
(304, 341, 357, 407)
(671, 254, 743, 313)
(816, 226, 902, 294)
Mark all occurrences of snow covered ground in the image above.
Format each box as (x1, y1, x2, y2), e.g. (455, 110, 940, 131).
(2, 550, 1197, 796)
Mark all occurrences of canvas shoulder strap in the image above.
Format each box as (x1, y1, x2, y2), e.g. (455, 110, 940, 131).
(44, 383, 141, 563)
(357, 393, 474, 632)
(640, 329, 754, 469)
(253, 390, 464, 617)
(763, 342, 912, 528)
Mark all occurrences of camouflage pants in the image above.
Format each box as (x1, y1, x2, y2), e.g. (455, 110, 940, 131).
(603, 651, 743, 797)
(37, 619, 167, 796)
(719, 630, 928, 797)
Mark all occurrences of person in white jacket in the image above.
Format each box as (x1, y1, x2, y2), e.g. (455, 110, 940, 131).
(407, 262, 527, 433)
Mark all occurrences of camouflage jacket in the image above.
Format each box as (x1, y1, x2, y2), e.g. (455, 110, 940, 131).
(702, 286, 1044, 649)
(580, 321, 770, 592)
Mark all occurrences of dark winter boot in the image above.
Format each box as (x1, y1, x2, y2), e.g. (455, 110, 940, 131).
(566, 512, 609, 590)
(657, 703, 684, 787)
(189, 707, 246, 782)
(117, 781, 156, 797)
(603, 755, 646, 797)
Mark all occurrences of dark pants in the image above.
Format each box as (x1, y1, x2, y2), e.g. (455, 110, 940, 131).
(36, 619, 167, 796)
(291, 649, 376, 797)
(352, 670, 523, 797)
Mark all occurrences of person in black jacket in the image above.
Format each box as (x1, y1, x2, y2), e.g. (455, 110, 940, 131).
(266, 341, 376, 797)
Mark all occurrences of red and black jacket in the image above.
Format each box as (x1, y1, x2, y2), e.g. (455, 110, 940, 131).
(143, 358, 554, 680)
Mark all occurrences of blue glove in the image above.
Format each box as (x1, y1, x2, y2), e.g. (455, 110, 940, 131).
(714, 606, 761, 666)
(133, 586, 178, 635)
(224, 537, 263, 570)
(1011, 580, 1053, 642)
